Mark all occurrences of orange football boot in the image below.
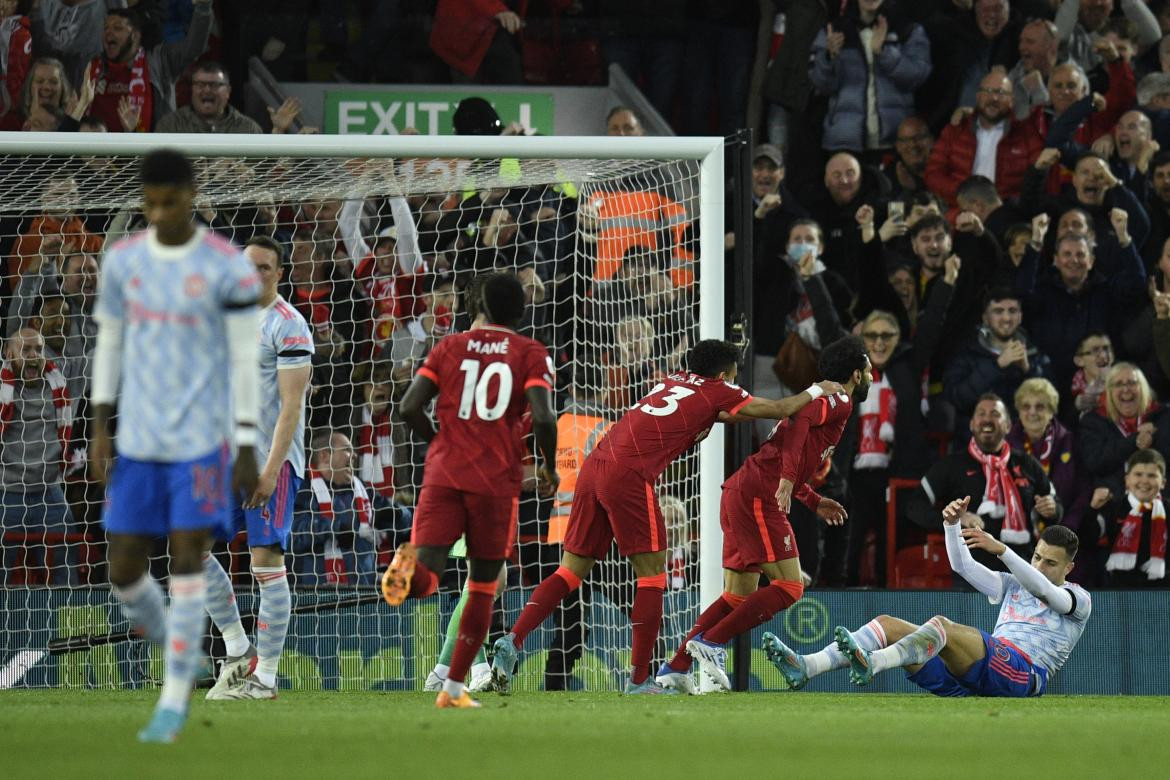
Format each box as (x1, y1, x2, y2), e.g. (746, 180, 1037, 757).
(435, 690, 482, 708)
(381, 543, 418, 606)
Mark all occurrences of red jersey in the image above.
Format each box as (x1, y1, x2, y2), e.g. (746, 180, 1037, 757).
(417, 325, 553, 497)
(591, 372, 753, 482)
(727, 391, 853, 507)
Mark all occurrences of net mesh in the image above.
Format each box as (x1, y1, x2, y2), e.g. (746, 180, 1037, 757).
(0, 147, 707, 692)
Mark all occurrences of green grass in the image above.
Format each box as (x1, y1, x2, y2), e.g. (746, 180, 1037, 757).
(2, 690, 1167, 779)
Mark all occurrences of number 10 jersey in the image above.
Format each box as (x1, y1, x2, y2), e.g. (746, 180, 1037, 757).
(416, 325, 554, 497)
(591, 372, 753, 483)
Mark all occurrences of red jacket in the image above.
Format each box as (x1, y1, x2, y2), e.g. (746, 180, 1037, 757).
(925, 112, 1046, 206)
(430, 0, 526, 77)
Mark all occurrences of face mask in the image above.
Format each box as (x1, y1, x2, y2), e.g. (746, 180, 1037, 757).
(787, 242, 817, 262)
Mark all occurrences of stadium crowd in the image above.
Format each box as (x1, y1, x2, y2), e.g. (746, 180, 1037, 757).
(2, 0, 1170, 653)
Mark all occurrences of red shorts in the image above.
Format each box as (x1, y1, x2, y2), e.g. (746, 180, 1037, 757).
(720, 486, 799, 572)
(563, 458, 665, 559)
(410, 485, 519, 560)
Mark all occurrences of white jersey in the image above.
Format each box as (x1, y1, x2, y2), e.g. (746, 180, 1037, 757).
(989, 574, 1091, 675)
(94, 227, 259, 462)
(256, 296, 312, 478)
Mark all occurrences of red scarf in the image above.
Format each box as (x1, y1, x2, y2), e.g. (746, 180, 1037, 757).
(0, 360, 71, 470)
(1021, 423, 1055, 473)
(1102, 399, 1158, 436)
(1106, 493, 1167, 580)
(88, 48, 152, 132)
(309, 469, 372, 585)
(358, 404, 394, 497)
(855, 368, 896, 469)
(967, 438, 1029, 545)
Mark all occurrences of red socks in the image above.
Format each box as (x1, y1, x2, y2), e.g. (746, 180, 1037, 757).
(408, 562, 439, 599)
(447, 580, 496, 684)
(668, 592, 746, 671)
(630, 573, 667, 685)
(511, 565, 582, 648)
(704, 579, 804, 645)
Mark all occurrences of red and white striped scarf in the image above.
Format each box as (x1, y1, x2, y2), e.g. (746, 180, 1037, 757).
(309, 469, 372, 584)
(1107, 492, 1167, 580)
(358, 404, 394, 496)
(855, 369, 896, 469)
(967, 438, 1029, 545)
(0, 359, 71, 469)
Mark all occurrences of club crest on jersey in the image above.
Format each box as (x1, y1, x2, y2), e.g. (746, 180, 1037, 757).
(184, 273, 208, 298)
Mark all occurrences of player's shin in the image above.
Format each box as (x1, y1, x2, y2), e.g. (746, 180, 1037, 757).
(253, 566, 290, 688)
(805, 618, 887, 677)
(445, 579, 497, 697)
(202, 553, 248, 656)
(511, 565, 582, 647)
(869, 617, 947, 675)
(157, 573, 207, 713)
(630, 573, 667, 685)
(667, 592, 744, 671)
(111, 572, 166, 646)
(704, 579, 803, 645)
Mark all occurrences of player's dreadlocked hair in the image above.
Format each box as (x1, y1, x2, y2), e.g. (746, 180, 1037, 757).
(688, 339, 740, 379)
(140, 148, 194, 188)
(477, 271, 526, 328)
(818, 335, 869, 383)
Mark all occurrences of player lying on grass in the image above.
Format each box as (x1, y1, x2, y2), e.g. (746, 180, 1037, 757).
(657, 335, 871, 694)
(381, 272, 558, 709)
(763, 496, 1091, 697)
(491, 340, 843, 695)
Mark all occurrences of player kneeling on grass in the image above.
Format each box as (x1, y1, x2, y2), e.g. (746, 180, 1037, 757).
(381, 272, 559, 709)
(657, 335, 870, 694)
(763, 497, 1091, 697)
(491, 340, 843, 695)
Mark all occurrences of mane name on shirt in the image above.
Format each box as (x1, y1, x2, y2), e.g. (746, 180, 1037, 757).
(467, 338, 510, 355)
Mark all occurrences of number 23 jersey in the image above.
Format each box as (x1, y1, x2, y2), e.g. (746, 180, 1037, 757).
(591, 372, 753, 483)
(416, 325, 554, 497)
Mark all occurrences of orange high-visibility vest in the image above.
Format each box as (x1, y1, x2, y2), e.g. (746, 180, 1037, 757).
(588, 189, 695, 288)
(548, 412, 614, 543)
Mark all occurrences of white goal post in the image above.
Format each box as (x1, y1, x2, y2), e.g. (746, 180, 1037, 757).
(0, 131, 725, 691)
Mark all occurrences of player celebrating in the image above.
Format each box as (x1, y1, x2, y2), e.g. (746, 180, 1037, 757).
(90, 149, 261, 742)
(202, 236, 313, 700)
(382, 271, 559, 709)
(658, 336, 871, 693)
(491, 340, 843, 695)
(763, 496, 1090, 697)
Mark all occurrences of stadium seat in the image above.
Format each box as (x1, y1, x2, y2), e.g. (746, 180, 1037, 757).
(885, 478, 951, 589)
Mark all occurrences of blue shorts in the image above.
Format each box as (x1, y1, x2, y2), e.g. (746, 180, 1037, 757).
(907, 631, 1048, 698)
(228, 461, 301, 550)
(103, 445, 232, 538)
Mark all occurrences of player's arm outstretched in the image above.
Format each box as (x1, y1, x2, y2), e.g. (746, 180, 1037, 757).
(962, 517, 1076, 613)
(942, 496, 1006, 600)
(722, 380, 843, 422)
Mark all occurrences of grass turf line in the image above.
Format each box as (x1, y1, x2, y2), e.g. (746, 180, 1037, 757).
(2, 690, 1167, 779)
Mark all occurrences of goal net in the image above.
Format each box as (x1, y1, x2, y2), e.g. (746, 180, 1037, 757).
(0, 132, 725, 692)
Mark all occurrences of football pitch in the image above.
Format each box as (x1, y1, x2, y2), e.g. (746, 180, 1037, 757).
(2, 690, 1168, 779)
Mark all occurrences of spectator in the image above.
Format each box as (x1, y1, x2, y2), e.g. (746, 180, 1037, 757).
(7, 176, 104, 287)
(1078, 362, 1170, 498)
(1042, 56, 1136, 162)
(908, 394, 1061, 572)
(1096, 448, 1168, 587)
(0, 56, 74, 131)
(351, 366, 395, 501)
(1008, 377, 1095, 583)
(1143, 152, 1170, 264)
(294, 430, 381, 586)
(1056, 0, 1161, 73)
(944, 288, 1052, 430)
(924, 69, 1045, 206)
(807, 0, 932, 156)
(1095, 110, 1159, 197)
(605, 105, 644, 136)
(85, 1, 213, 132)
(955, 174, 1027, 247)
(882, 117, 934, 197)
(429, 0, 525, 85)
(0, 0, 31, 115)
(0, 327, 74, 585)
(30, 0, 109, 85)
(805, 151, 891, 284)
(762, 0, 830, 158)
(1007, 18, 1061, 118)
(602, 314, 655, 410)
(155, 62, 263, 133)
(1015, 215, 1146, 394)
(1070, 331, 1115, 420)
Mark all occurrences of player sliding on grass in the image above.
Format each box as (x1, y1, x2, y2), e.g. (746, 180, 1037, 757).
(764, 496, 1091, 697)
(381, 272, 558, 709)
(658, 335, 871, 693)
(491, 340, 843, 694)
